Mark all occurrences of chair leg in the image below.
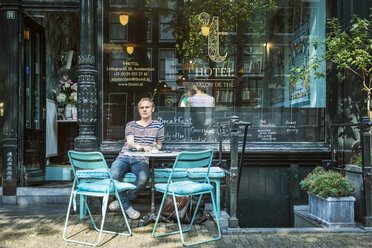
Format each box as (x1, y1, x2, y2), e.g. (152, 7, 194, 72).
(81, 194, 100, 232)
(212, 179, 221, 218)
(209, 190, 222, 240)
(172, 193, 187, 246)
(114, 191, 132, 237)
(63, 192, 132, 247)
(193, 178, 221, 218)
(63, 192, 102, 246)
(84, 192, 132, 237)
(62, 191, 75, 242)
(179, 191, 221, 247)
(184, 194, 203, 232)
(152, 193, 191, 238)
(152, 192, 167, 238)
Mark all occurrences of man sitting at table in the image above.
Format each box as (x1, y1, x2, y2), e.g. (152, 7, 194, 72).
(109, 98, 164, 219)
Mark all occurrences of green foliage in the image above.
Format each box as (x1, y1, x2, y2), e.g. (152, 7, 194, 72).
(354, 153, 363, 167)
(300, 166, 355, 198)
(290, 9, 372, 114)
(148, 0, 277, 61)
(352, 152, 372, 167)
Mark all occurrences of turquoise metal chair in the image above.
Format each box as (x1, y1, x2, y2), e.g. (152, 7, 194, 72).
(63, 150, 136, 247)
(152, 150, 221, 247)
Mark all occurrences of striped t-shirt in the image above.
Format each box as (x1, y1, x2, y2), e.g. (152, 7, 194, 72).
(118, 120, 165, 161)
(190, 94, 214, 107)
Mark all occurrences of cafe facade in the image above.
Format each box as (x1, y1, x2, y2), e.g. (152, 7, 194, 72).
(1, 0, 371, 227)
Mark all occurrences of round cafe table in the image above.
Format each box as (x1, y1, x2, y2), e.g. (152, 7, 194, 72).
(126, 150, 180, 226)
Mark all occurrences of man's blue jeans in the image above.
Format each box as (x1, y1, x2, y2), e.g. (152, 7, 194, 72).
(110, 157, 150, 210)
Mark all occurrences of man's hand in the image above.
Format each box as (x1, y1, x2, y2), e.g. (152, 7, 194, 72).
(143, 146, 152, 153)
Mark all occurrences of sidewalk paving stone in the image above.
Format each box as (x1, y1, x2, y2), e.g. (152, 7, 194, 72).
(1, 212, 372, 247)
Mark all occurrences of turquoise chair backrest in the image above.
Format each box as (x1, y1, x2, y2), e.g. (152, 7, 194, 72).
(68, 150, 109, 178)
(173, 150, 213, 169)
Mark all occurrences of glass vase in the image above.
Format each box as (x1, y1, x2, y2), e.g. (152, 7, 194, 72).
(64, 104, 73, 120)
(71, 105, 77, 120)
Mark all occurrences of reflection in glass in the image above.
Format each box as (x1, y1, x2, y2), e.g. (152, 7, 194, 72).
(35, 32, 41, 130)
(102, 0, 326, 142)
(25, 28, 32, 129)
(186, 86, 215, 107)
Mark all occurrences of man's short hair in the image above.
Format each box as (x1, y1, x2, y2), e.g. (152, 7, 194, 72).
(138, 98, 155, 108)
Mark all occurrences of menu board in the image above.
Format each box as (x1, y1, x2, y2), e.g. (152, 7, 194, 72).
(149, 107, 324, 143)
(152, 108, 230, 143)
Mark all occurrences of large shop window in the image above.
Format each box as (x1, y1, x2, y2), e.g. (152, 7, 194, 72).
(102, 0, 326, 143)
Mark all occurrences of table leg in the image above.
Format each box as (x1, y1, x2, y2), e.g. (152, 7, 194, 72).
(138, 157, 156, 227)
(150, 157, 155, 214)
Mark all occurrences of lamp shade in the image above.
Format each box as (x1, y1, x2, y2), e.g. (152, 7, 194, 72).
(119, 14, 129, 26)
(201, 26, 210, 36)
(126, 46, 134, 55)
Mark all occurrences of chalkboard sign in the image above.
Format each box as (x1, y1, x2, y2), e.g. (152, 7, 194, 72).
(135, 107, 325, 143)
(152, 107, 230, 143)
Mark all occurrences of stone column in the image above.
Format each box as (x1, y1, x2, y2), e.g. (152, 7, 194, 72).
(74, 0, 98, 151)
(229, 116, 240, 228)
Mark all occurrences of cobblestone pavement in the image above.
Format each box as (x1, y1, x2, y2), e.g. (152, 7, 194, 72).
(1, 214, 372, 248)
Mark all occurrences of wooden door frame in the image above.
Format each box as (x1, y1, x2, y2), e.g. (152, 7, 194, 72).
(21, 16, 46, 186)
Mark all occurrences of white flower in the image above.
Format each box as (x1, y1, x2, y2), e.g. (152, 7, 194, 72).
(71, 83, 78, 91)
(57, 93, 66, 103)
(64, 83, 70, 88)
(69, 92, 77, 101)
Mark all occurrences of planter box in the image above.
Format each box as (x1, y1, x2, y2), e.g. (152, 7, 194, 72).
(308, 192, 356, 227)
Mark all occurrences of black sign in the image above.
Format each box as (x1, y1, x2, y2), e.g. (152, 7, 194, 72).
(149, 107, 324, 143)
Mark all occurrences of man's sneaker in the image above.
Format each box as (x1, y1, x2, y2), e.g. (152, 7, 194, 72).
(109, 200, 120, 211)
(125, 206, 140, 220)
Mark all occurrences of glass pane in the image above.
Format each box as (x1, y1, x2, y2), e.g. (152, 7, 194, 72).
(34, 32, 41, 130)
(159, 49, 176, 81)
(144, 107, 325, 143)
(25, 28, 32, 129)
(110, 0, 128, 7)
(159, 15, 175, 40)
(103, 0, 326, 143)
(104, 93, 127, 140)
(110, 13, 128, 41)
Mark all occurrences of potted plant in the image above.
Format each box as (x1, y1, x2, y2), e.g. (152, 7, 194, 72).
(56, 75, 78, 120)
(300, 166, 356, 226)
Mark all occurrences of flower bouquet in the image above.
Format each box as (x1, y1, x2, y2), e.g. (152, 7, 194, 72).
(56, 75, 77, 119)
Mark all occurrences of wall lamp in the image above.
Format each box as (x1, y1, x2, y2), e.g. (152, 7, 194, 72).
(119, 14, 129, 26)
(126, 46, 134, 55)
(201, 26, 210, 36)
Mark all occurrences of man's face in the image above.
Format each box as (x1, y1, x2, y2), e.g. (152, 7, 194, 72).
(138, 100, 154, 119)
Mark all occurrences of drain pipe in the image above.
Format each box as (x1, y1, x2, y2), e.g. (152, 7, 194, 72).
(237, 122, 251, 196)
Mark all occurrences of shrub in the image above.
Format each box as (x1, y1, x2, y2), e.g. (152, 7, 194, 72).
(354, 153, 363, 167)
(300, 166, 355, 198)
(352, 152, 372, 167)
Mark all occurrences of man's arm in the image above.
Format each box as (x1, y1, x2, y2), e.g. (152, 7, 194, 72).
(127, 135, 154, 152)
(156, 140, 162, 151)
(126, 135, 143, 151)
(186, 97, 191, 107)
(156, 122, 164, 150)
